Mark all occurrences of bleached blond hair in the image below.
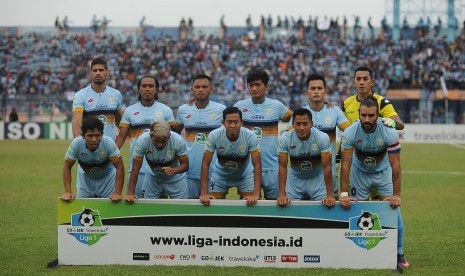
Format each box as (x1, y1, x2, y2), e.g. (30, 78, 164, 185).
(150, 121, 171, 139)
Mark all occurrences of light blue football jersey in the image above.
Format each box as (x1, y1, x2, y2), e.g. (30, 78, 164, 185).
(278, 127, 332, 179)
(65, 136, 121, 178)
(176, 101, 225, 179)
(205, 126, 260, 180)
(342, 119, 401, 173)
(234, 98, 292, 171)
(133, 131, 188, 184)
(73, 85, 122, 140)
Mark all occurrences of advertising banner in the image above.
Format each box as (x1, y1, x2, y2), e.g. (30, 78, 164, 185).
(58, 199, 398, 268)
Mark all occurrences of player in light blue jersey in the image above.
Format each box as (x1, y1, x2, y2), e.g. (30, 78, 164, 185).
(72, 57, 123, 140)
(125, 121, 189, 202)
(339, 97, 409, 269)
(199, 107, 262, 206)
(116, 75, 176, 196)
(176, 74, 225, 198)
(234, 69, 292, 199)
(303, 74, 350, 198)
(61, 117, 124, 201)
(277, 108, 335, 208)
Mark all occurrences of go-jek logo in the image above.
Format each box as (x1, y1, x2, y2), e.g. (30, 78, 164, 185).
(345, 211, 388, 250)
(67, 208, 108, 246)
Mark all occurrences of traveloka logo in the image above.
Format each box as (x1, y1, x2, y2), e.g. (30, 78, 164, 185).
(195, 133, 207, 145)
(68, 208, 108, 246)
(345, 211, 388, 250)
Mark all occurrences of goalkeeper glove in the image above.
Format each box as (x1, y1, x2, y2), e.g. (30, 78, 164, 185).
(381, 117, 397, 129)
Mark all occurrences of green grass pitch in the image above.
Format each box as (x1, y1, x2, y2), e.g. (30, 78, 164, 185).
(1, 140, 464, 275)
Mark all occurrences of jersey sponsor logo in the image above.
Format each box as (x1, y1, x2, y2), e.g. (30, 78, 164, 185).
(251, 115, 264, 120)
(195, 121, 207, 126)
(97, 115, 108, 125)
(363, 157, 377, 167)
(195, 133, 207, 145)
(300, 161, 313, 170)
(252, 127, 263, 139)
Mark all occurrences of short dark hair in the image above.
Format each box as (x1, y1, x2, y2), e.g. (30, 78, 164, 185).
(90, 57, 108, 70)
(223, 106, 242, 120)
(192, 74, 212, 84)
(292, 107, 312, 121)
(137, 75, 159, 101)
(354, 66, 373, 79)
(246, 68, 269, 85)
(81, 117, 104, 134)
(306, 73, 326, 89)
(359, 96, 379, 115)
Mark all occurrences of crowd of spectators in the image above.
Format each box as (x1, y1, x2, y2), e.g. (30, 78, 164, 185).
(1, 17, 464, 123)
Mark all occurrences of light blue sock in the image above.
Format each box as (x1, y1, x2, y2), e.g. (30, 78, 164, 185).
(397, 208, 404, 255)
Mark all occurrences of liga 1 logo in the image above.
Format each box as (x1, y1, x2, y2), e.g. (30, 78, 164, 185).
(68, 208, 108, 246)
(345, 211, 388, 250)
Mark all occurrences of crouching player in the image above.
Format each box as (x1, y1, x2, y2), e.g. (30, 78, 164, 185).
(339, 97, 409, 269)
(199, 107, 262, 207)
(61, 117, 124, 201)
(276, 108, 335, 207)
(125, 121, 189, 201)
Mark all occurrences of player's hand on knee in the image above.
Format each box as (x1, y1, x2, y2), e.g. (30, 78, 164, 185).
(61, 192, 75, 201)
(277, 195, 290, 207)
(322, 196, 335, 208)
(384, 195, 401, 208)
(109, 193, 122, 202)
(124, 194, 138, 203)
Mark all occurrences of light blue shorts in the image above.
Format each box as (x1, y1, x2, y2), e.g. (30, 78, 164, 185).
(187, 178, 201, 199)
(127, 172, 145, 197)
(141, 174, 188, 199)
(76, 169, 115, 198)
(209, 174, 254, 194)
(286, 172, 327, 201)
(350, 166, 393, 200)
(261, 170, 279, 199)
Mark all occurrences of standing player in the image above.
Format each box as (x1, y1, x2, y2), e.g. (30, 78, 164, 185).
(303, 74, 350, 198)
(61, 117, 124, 201)
(234, 69, 292, 199)
(116, 75, 176, 197)
(199, 107, 262, 207)
(176, 74, 225, 199)
(339, 98, 409, 269)
(342, 66, 404, 130)
(125, 121, 189, 201)
(276, 108, 335, 207)
(72, 57, 123, 140)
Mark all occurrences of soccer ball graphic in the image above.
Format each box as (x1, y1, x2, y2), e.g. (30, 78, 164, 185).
(79, 209, 95, 227)
(357, 212, 374, 230)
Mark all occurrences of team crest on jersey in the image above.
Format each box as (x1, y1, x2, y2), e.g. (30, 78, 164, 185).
(156, 111, 163, 118)
(195, 133, 207, 145)
(312, 143, 318, 152)
(99, 151, 107, 159)
(166, 150, 174, 158)
(252, 127, 263, 139)
(266, 108, 273, 115)
(363, 157, 377, 167)
(97, 115, 108, 125)
(300, 161, 313, 170)
(107, 96, 116, 105)
(376, 137, 384, 146)
(325, 117, 333, 125)
(209, 113, 217, 120)
(239, 145, 246, 152)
